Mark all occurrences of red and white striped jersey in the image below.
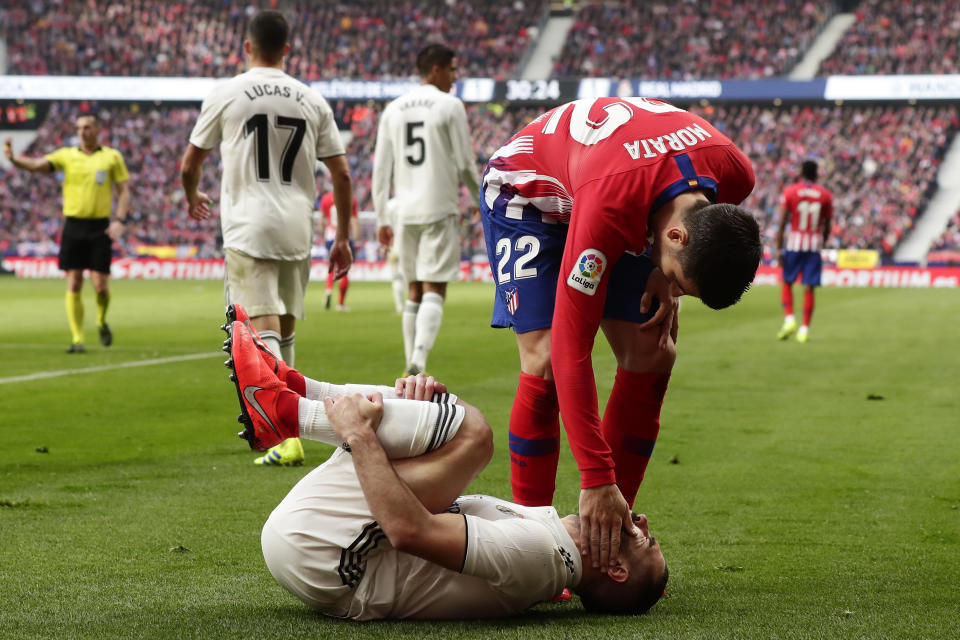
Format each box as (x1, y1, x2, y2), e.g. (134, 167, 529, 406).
(319, 191, 357, 243)
(780, 181, 833, 252)
(482, 97, 755, 488)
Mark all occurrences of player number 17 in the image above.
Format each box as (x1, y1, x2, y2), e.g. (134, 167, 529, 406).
(495, 235, 540, 284)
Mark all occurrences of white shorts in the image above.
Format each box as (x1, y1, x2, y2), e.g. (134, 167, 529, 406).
(261, 447, 382, 616)
(224, 248, 311, 319)
(396, 215, 460, 284)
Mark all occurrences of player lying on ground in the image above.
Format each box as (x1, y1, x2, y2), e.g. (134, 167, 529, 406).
(221, 314, 667, 619)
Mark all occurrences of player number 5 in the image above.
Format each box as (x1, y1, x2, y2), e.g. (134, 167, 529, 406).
(495, 235, 540, 284)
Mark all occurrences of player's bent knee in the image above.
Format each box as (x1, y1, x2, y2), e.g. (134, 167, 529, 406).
(457, 403, 494, 465)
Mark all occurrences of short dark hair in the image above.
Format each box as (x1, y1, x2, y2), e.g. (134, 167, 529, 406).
(77, 113, 100, 125)
(679, 200, 762, 310)
(416, 43, 455, 76)
(580, 563, 669, 615)
(247, 10, 289, 63)
(801, 160, 818, 181)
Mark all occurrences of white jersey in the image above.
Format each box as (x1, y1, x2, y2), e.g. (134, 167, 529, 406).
(372, 83, 480, 227)
(348, 495, 581, 620)
(261, 450, 581, 620)
(189, 67, 345, 260)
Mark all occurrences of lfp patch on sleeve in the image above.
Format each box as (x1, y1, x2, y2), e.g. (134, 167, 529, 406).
(566, 249, 607, 296)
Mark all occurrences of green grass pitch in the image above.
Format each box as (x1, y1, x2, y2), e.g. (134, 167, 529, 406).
(1, 277, 957, 639)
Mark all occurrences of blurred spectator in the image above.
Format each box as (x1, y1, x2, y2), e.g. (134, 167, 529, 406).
(554, 1, 832, 79)
(819, 0, 960, 75)
(1, 0, 545, 80)
(930, 211, 960, 251)
(691, 103, 960, 259)
(5, 101, 956, 263)
(1, 102, 225, 259)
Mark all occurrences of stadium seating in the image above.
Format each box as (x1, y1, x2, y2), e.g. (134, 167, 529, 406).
(1, 0, 545, 80)
(819, 0, 960, 75)
(692, 103, 960, 257)
(931, 212, 960, 251)
(5, 101, 956, 262)
(553, 1, 832, 79)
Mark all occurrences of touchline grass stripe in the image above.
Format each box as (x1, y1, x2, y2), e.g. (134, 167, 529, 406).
(0, 351, 224, 385)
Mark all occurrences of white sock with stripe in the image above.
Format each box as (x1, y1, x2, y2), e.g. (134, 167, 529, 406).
(279, 333, 295, 366)
(298, 397, 464, 458)
(259, 329, 282, 358)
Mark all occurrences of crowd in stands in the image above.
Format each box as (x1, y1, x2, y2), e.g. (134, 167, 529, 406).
(691, 103, 959, 257)
(1, 0, 544, 80)
(931, 212, 960, 252)
(0, 102, 224, 259)
(819, 0, 960, 75)
(0, 100, 541, 262)
(4, 100, 957, 264)
(553, 1, 832, 80)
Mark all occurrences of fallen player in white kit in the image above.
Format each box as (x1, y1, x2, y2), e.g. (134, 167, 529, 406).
(222, 311, 668, 619)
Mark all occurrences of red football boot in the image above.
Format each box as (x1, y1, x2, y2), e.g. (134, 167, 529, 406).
(223, 321, 300, 450)
(224, 303, 305, 396)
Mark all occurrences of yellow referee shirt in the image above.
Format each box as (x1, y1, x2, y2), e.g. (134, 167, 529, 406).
(45, 146, 130, 219)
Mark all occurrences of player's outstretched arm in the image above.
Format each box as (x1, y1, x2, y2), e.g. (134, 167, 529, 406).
(326, 393, 468, 571)
(4, 137, 53, 172)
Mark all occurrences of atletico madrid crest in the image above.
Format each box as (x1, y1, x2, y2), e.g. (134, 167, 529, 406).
(503, 287, 519, 315)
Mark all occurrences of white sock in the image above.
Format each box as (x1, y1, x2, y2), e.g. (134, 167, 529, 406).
(259, 329, 282, 357)
(298, 397, 464, 458)
(300, 376, 457, 405)
(402, 300, 419, 366)
(411, 292, 444, 371)
(279, 333, 295, 366)
(392, 273, 405, 314)
(784, 314, 795, 324)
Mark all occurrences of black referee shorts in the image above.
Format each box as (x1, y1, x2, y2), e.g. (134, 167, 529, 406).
(58, 217, 112, 274)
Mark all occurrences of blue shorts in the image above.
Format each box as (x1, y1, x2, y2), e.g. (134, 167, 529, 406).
(481, 196, 658, 333)
(781, 250, 822, 286)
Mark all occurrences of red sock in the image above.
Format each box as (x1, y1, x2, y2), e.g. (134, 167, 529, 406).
(339, 275, 349, 304)
(277, 390, 302, 440)
(803, 289, 815, 326)
(602, 368, 670, 507)
(285, 370, 306, 397)
(508, 372, 561, 506)
(781, 283, 794, 316)
(325, 270, 335, 290)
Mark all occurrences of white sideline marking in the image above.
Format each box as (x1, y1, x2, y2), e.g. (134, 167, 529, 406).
(0, 352, 224, 385)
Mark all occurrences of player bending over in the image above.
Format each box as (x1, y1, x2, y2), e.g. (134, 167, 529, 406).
(221, 306, 667, 618)
(481, 97, 761, 573)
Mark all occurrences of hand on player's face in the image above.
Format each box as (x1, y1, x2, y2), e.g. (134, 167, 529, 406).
(394, 373, 447, 401)
(636, 266, 681, 349)
(324, 392, 384, 442)
(578, 484, 639, 574)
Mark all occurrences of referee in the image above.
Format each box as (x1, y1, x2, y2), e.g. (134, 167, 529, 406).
(5, 113, 130, 353)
